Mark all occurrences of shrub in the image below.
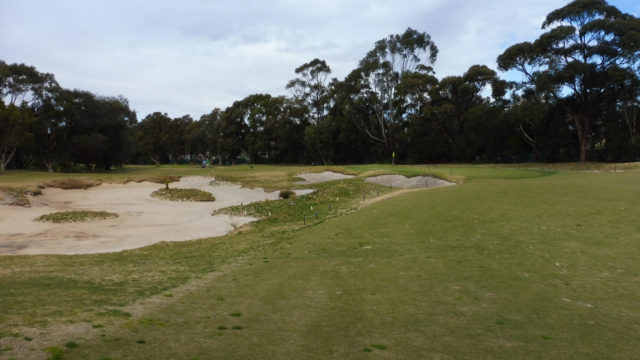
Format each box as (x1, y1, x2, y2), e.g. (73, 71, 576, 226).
(35, 211, 119, 223)
(151, 188, 215, 202)
(279, 189, 296, 199)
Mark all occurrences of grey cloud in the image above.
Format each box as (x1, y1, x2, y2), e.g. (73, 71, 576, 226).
(0, 0, 634, 119)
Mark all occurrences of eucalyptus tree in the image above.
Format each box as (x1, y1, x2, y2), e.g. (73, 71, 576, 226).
(286, 59, 332, 163)
(0, 60, 59, 170)
(356, 27, 438, 153)
(429, 65, 504, 161)
(137, 112, 172, 165)
(0, 101, 35, 170)
(286, 58, 332, 124)
(0, 60, 59, 106)
(497, 0, 640, 161)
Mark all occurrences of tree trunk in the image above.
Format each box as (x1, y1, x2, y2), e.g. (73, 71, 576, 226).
(572, 115, 589, 162)
(0, 147, 17, 171)
(43, 159, 54, 173)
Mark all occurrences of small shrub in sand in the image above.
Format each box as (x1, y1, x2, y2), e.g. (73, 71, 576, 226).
(35, 210, 119, 223)
(279, 189, 296, 199)
(151, 188, 215, 202)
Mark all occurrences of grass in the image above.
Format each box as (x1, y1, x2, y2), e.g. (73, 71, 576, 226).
(150, 188, 215, 202)
(1, 164, 640, 359)
(0, 186, 32, 207)
(35, 210, 119, 223)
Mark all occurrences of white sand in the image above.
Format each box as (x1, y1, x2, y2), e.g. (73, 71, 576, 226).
(294, 171, 355, 184)
(365, 174, 455, 189)
(0, 176, 312, 255)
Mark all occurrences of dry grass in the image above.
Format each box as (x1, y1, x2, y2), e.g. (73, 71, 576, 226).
(0, 186, 31, 207)
(278, 189, 296, 199)
(35, 211, 119, 223)
(151, 188, 216, 202)
(43, 178, 102, 190)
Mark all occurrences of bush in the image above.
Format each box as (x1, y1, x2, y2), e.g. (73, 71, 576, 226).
(279, 189, 296, 199)
(151, 188, 215, 202)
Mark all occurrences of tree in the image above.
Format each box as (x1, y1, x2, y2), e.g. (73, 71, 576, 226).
(356, 27, 438, 153)
(0, 102, 35, 170)
(429, 65, 504, 161)
(498, 0, 640, 161)
(219, 103, 249, 164)
(286, 59, 332, 124)
(286, 59, 332, 163)
(167, 115, 193, 163)
(0, 60, 59, 107)
(137, 112, 172, 165)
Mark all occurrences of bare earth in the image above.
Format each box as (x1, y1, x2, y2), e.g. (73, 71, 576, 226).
(0, 176, 312, 255)
(365, 174, 455, 188)
(294, 171, 355, 184)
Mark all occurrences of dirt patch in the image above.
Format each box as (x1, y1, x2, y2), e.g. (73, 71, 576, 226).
(294, 171, 355, 184)
(0, 176, 311, 255)
(365, 174, 455, 189)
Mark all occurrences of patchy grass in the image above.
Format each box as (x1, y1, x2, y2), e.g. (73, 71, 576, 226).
(35, 211, 119, 223)
(150, 188, 215, 202)
(0, 186, 31, 207)
(3, 164, 640, 359)
(44, 178, 102, 190)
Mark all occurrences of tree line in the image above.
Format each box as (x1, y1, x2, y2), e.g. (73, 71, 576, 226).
(2, 0, 639, 171)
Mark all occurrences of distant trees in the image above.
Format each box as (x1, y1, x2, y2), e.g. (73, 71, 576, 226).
(2, 0, 639, 169)
(0, 60, 136, 171)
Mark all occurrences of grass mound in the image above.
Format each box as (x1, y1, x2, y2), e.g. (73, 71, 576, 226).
(44, 178, 101, 190)
(35, 210, 119, 223)
(279, 189, 296, 199)
(0, 186, 33, 207)
(151, 188, 215, 202)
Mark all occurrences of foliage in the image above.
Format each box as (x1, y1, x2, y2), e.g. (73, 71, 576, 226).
(497, 0, 640, 162)
(35, 211, 119, 223)
(278, 189, 296, 199)
(150, 188, 216, 202)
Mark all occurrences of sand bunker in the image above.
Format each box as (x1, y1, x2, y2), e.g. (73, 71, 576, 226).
(0, 177, 312, 255)
(295, 171, 355, 184)
(365, 174, 455, 189)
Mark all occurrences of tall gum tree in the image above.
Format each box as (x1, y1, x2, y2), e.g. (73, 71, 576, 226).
(497, 0, 640, 162)
(357, 27, 438, 155)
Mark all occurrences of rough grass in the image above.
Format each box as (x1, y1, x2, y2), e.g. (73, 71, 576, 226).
(60, 168, 640, 360)
(1, 164, 640, 359)
(35, 211, 119, 223)
(0, 186, 31, 207)
(43, 178, 102, 190)
(150, 188, 215, 202)
(278, 189, 296, 199)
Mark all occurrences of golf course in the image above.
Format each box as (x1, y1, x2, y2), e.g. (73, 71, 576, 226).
(1, 163, 639, 359)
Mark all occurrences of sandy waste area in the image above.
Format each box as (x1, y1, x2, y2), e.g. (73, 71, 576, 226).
(0, 177, 312, 255)
(365, 174, 455, 188)
(295, 171, 355, 184)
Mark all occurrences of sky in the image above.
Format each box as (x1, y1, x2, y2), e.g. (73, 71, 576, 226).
(1, 0, 638, 120)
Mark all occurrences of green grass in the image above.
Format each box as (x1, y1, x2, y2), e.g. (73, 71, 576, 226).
(35, 210, 119, 223)
(2, 164, 640, 359)
(150, 188, 215, 202)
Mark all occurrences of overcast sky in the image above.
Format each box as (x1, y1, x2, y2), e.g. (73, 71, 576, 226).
(1, 0, 638, 119)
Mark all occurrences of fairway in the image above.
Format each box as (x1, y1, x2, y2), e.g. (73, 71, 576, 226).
(1, 165, 640, 359)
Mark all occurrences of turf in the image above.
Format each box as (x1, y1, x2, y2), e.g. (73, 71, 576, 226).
(1, 165, 639, 359)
